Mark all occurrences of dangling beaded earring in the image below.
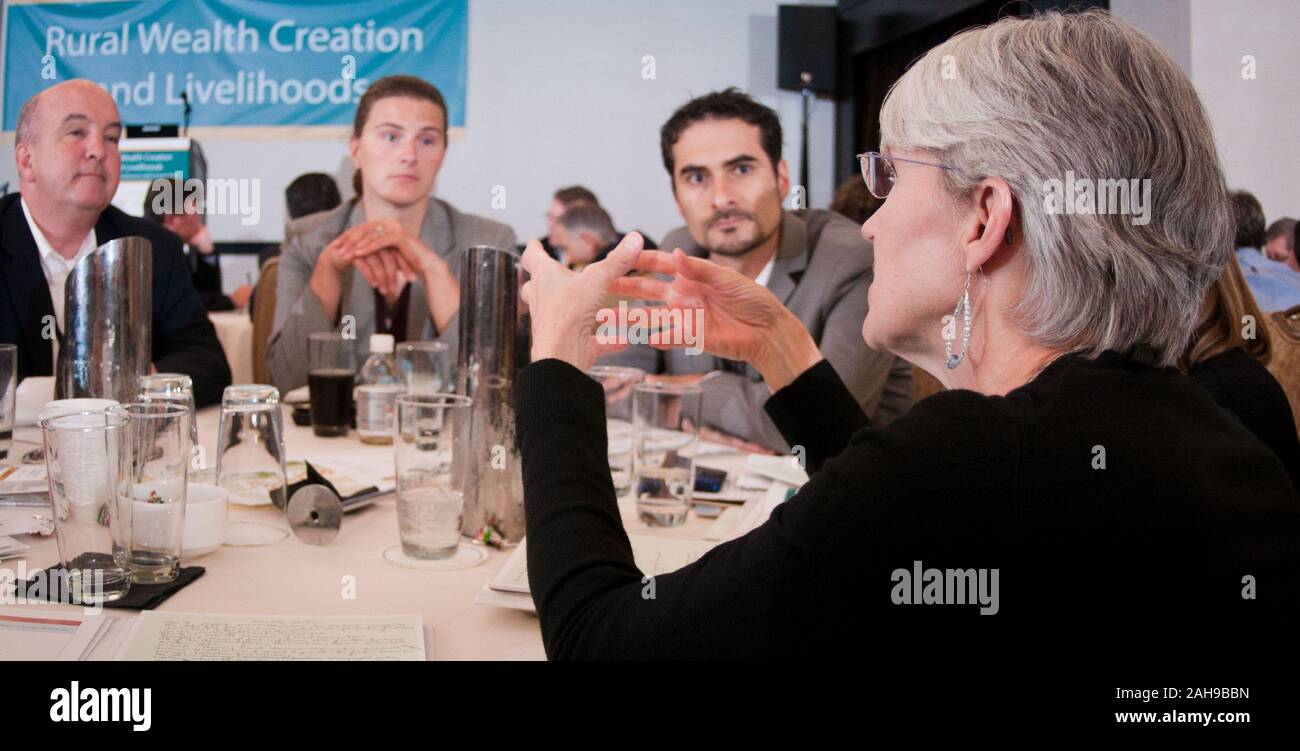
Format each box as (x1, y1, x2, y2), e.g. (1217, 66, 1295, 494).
(945, 272, 973, 369)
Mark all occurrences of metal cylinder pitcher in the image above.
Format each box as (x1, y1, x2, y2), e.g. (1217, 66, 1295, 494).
(57, 236, 152, 404)
(456, 245, 530, 545)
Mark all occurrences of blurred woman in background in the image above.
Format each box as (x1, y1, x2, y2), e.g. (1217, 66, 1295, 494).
(1183, 256, 1300, 489)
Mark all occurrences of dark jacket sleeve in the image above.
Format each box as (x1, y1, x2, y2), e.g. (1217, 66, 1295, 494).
(763, 358, 870, 473)
(149, 231, 232, 407)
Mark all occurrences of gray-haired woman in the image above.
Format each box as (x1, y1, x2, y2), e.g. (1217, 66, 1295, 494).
(514, 10, 1299, 659)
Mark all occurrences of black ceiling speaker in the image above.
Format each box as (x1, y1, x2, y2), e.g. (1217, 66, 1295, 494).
(778, 5, 838, 95)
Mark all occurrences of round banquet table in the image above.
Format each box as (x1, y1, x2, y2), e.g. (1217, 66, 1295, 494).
(2, 403, 769, 660)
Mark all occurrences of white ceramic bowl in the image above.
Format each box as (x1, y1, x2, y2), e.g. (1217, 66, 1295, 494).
(182, 483, 228, 559)
(38, 398, 119, 425)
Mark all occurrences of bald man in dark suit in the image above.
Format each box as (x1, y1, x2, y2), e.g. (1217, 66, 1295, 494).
(0, 80, 230, 406)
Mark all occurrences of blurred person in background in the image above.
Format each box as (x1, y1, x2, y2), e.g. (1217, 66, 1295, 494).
(829, 174, 883, 225)
(1233, 192, 1300, 311)
(143, 177, 252, 311)
(550, 203, 619, 270)
(1264, 217, 1298, 272)
(543, 185, 599, 258)
(1182, 256, 1300, 490)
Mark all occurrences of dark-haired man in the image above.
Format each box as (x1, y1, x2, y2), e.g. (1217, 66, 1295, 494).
(622, 88, 911, 451)
(0, 80, 230, 406)
(287, 172, 343, 222)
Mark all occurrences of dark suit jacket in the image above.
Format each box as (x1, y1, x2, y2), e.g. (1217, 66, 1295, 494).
(0, 193, 232, 407)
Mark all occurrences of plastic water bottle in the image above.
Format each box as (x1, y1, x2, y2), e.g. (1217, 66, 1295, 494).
(355, 334, 403, 445)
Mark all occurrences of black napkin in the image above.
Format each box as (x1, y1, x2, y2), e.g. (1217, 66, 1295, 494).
(20, 565, 205, 610)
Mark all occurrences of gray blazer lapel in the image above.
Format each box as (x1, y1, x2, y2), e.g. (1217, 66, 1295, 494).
(768, 211, 809, 306)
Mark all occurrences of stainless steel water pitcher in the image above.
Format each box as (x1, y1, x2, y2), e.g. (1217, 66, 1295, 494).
(456, 245, 530, 544)
(56, 236, 152, 404)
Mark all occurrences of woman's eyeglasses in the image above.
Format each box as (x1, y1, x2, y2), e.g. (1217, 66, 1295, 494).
(857, 151, 953, 199)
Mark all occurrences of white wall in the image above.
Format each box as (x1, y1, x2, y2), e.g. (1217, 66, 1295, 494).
(1115, 0, 1299, 223)
(1188, 0, 1299, 223)
(0, 0, 837, 245)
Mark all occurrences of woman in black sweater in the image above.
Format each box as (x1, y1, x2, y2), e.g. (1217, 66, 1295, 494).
(1183, 256, 1300, 489)
(514, 11, 1300, 660)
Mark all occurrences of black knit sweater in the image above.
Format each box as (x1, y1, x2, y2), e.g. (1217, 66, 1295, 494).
(516, 351, 1300, 659)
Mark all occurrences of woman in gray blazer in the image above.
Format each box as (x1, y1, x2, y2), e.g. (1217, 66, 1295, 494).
(266, 76, 516, 392)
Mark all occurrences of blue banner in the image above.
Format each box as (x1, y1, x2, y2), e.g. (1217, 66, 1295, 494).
(2, 0, 468, 130)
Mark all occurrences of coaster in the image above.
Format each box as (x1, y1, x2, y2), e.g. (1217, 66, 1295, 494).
(225, 521, 289, 546)
(382, 543, 488, 570)
(17, 565, 205, 610)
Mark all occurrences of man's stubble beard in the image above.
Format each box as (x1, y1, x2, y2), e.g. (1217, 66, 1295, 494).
(703, 218, 779, 258)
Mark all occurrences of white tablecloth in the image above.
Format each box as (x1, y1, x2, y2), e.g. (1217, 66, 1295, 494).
(2, 405, 766, 660)
(208, 310, 254, 384)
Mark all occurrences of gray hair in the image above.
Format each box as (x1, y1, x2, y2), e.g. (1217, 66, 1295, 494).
(14, 92, 40, 146)
(560, 204, 617, 246)
(1265, 217, 1295, 251)
(880, 9, 1231, 366)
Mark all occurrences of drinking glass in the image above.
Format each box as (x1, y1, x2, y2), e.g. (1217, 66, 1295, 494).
(587, 366, 645, 497)
(308, 332, 356, 437)
(396, 341, 451, 393)
(393, 393, 472, 559)
(632, 382, 702, 527)
(0, 344, 15, 461)
(111, 402, 190, 583)
(138, 372, 198, 450)
(216, 384, 289, 546)
(41, 410, 132, 603)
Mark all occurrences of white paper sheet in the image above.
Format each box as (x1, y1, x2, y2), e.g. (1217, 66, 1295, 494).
(0, 608, 105, 661)
(117, 611, 427, 661)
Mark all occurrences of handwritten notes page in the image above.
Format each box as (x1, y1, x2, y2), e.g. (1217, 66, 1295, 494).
(118, 612, 427, 661)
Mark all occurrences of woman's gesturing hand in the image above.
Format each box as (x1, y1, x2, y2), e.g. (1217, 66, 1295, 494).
(520, 232, 645, 371)
(609, 249, 823, 392)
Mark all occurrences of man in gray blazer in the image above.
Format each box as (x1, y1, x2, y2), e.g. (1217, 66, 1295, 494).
(267, 196, 516, 392)
(611, 89, 911, 452)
